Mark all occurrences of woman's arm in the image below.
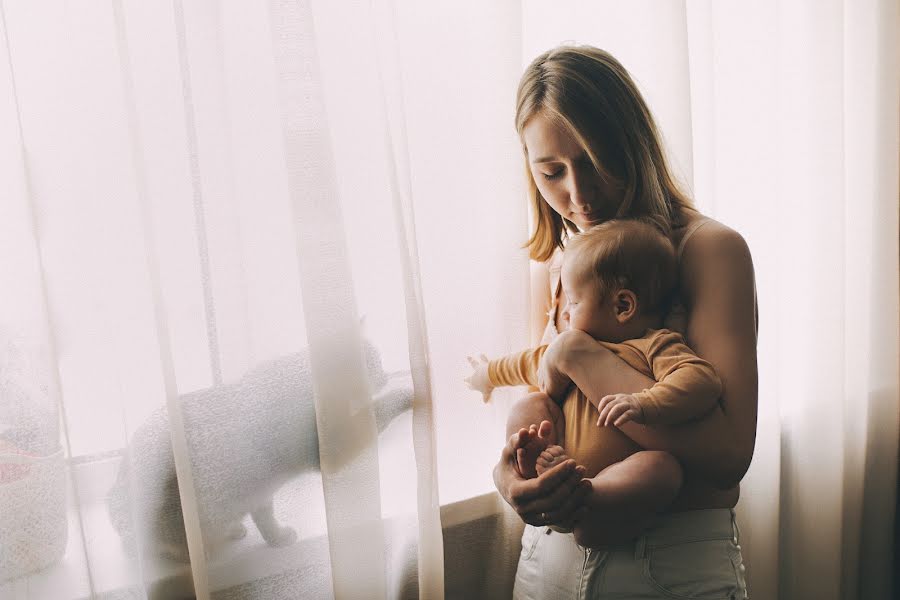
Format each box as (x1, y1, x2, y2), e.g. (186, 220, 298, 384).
(666, 222, 758, 485)
(552, 223, 758, 488)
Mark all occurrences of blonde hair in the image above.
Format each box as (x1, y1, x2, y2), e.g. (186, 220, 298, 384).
(565, 219, 677, 316)
(516, 45, 695, 262)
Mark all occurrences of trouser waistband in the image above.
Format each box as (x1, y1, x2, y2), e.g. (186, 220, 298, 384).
(634, 508, 738, 559)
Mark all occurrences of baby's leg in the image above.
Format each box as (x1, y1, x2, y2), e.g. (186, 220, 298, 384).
(573, 450, 683, 548)
(506, 392, 565, 479)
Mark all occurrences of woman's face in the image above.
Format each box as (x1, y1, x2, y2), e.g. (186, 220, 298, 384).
(522, 113, 623, 230)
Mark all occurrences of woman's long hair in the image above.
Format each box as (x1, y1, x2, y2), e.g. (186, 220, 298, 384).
(516, 45, 696, 262)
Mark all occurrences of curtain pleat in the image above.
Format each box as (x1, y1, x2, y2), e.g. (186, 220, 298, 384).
(113, 1, 209, 596)
(369, 2, 444, 596)
(0, 3, 112, 596)
(171, 0, 224, 388)
(268, 0, 388, 596)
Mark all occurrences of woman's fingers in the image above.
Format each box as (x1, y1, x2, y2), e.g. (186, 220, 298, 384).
(520, 473, 589, 523)
(516, 467, 582, 525)
(513, 462, 586, 515)
(542, 478, 591, 525)
(508, 458, 574, 505)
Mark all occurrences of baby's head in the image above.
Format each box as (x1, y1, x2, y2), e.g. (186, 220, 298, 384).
(560, 219, 676, 342)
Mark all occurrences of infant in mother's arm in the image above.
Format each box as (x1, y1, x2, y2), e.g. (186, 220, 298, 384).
(465, 219, 722, 533)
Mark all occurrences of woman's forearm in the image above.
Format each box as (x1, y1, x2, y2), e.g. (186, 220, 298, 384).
(619, 409, 750, 489)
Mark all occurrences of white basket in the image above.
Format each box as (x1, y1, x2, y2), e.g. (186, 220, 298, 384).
(0, 448, 67, 581)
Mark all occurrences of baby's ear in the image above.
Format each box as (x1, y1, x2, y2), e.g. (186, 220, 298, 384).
(614, 290, 638, 323)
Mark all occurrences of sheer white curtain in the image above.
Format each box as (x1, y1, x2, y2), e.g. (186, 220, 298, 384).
(684, 1, 898, 598)
(0, 0, 452, 597)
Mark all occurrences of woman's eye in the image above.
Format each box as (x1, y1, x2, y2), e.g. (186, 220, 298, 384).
(542, 169, 563, 181)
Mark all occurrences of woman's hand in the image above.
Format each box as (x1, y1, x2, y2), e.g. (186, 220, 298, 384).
(493, 422, 591, 528)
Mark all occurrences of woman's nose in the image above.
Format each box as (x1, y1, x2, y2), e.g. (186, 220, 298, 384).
(569, 179, 592, 209)
(568, 168, 594, 208)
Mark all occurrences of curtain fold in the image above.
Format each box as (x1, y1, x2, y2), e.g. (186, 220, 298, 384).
(269, 0, 388, 595)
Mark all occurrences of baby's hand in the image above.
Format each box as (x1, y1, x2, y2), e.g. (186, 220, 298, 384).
(596, 393, 645, 427)
(464, 354, 494, 403)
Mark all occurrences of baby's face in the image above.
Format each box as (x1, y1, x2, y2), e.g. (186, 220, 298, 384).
(560, 260, 619, 341)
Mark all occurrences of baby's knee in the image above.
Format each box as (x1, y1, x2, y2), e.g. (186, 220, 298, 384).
(511, 391, 562, 420)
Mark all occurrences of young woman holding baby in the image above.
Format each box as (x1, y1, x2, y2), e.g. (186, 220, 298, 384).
(490, 46, 757, 598)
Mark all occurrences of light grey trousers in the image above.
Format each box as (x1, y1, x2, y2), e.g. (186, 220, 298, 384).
(512, 508, 748, 600)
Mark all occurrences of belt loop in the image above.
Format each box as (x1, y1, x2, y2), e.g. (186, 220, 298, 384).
(730, 508, 741, 544)
(634, 534, 647, 560)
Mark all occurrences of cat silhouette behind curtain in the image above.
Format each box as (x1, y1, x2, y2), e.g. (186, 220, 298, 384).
(107, 339, 411, 562)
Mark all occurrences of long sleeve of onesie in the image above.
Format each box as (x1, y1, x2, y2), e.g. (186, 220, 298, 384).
(487, 346, 548, 389)
(628, 330, 722, 425)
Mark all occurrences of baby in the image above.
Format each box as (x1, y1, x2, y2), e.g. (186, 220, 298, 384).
(466, 219, 722, 532)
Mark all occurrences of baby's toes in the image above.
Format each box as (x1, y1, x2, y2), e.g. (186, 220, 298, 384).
(536, 448, 562, 475)
(545, 445, 566, 459)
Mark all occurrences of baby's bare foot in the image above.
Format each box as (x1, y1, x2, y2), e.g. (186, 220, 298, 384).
(515, 421, 554, 479)
(536, 445, 570, 476)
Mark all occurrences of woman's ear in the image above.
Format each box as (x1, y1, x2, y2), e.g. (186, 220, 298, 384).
(613, 289, 638, 323)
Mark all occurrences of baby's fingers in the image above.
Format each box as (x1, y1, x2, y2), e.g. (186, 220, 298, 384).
(611, 406, 636, 427)
(605, 403, 631, 427)
(596, 402, 614, 427)
(613, 414, 634, 427)
(598, 394, 615, 407)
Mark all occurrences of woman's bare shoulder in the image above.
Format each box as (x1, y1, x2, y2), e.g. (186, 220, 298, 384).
(681, 217, 753, 274)
(680, 216, 756, 334)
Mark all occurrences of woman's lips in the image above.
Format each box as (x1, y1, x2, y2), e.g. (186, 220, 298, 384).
(574, 211, 600, 222)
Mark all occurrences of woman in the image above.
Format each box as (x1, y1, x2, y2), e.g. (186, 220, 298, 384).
(494, 46, 757, 598)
